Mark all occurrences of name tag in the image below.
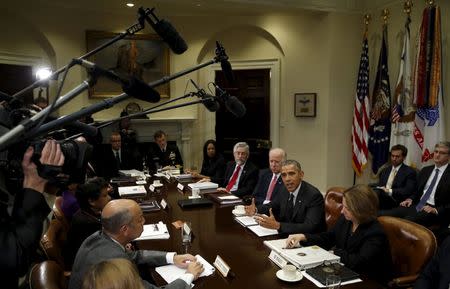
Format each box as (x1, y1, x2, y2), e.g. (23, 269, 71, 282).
(136, 180, 147, 185)
(149, 185, 155, 192)
(164, 174, 170, 180)
(183, 222, 191, 235)
(177, 183, 184, 191)
(269, 250, 287, 268)
(213, 255, 231, 277)
(160, 199, 167, 209)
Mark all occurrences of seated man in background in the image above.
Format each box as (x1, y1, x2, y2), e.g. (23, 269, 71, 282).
(375, 144, 417, 210)
(381, 141, 450, 229)
(252, 148, 286, 205)
(69, 199, 204, 289)
(63, 177, 111, 269)
(94, 132, 139, 179)
(217, 142, 258, 198)
(245, 160, 325, 235)
(147, 130, 183, 171)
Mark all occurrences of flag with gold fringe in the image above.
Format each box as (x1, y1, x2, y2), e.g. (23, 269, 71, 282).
(412, 4, 445, 167)
(369, 24, 391, 174)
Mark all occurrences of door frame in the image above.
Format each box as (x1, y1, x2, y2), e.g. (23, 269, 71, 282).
(205, 59, 281, 147)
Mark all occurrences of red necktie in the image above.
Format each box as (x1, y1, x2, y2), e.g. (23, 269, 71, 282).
(265, 174, 277, 201)
(226, 165, 241, 191)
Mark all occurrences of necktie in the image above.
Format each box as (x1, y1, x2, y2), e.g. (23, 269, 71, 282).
(226, 165, 241, 192)
(115, 151, 121, 167)
(285, 193, 294, 221)
(386, 168, 397, 189)
(416, 168, 440, 212)
(265, 175, 278, 201)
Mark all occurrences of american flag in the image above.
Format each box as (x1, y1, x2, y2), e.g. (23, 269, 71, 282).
(351, 36, 370, 176)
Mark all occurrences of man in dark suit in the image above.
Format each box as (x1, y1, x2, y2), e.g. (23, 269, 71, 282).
(381, 142, 450, 228)
(245, 160, 326, 235)
(69, 199, 204, 289)
(94, 132, 139, 179)
(217, 142, 258, 198)
(147, 130, 183, 171)
(252, 148, 286, 205)
(375, 144, 417, 209)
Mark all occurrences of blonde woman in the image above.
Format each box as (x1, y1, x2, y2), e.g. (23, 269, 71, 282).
(286, 185, 392, 284)
(81, 258, 144, 289)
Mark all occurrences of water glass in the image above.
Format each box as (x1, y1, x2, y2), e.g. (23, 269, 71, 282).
(181, 221, 192, 244)
(325, 275, 341, 289)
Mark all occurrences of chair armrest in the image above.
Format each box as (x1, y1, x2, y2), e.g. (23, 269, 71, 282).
(388, 274, 419, 288)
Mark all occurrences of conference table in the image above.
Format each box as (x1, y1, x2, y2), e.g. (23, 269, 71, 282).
(123, 176, 383, 289)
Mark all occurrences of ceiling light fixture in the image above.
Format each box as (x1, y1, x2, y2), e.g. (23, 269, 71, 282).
(126, 3, 135, 7)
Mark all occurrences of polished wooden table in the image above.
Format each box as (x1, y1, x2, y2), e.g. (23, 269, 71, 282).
(127, 178, 383, 289)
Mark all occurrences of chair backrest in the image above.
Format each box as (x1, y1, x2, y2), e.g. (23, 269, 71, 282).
(378, 216, 437, 283)
(53, 196, 69, 230)
(29, 260, 67, 289)
(40, 218, 67, 268)
(324, 187, 345, 230)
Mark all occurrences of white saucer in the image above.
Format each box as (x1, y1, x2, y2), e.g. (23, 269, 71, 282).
(152, 183, 163, 188)
(232, 209, 246, 216)
(276, 269, 303, 282)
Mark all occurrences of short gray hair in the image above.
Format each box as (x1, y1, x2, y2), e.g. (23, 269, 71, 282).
(281, 159, 302, 171)
(233, 142, 249, 154)
(102, 208, 133, 234)
(269, 148, 287, 161)
(435, 141, 450, 152)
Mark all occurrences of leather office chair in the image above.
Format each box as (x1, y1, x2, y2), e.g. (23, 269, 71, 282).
(29, 260, 67, 289)
(378, 216, 437, 288)
(324, 187, 345, 230)
(53, 196, 69, 230)
(40, 218, 67, 269)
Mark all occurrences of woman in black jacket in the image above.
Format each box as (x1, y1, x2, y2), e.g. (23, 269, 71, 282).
(286, 184, 393, 284)
(191, 139, 225, 184)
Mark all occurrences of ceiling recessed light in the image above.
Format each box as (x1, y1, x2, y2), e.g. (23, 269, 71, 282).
(126, 3, 135, 7)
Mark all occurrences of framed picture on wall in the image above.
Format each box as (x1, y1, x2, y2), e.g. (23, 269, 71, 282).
(85, 30, 170, 98)
(294, 93, 317, 117)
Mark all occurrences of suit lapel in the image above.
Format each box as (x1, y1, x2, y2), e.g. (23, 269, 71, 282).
(435, 165, 450, 195)
(291, 183, 305, 220)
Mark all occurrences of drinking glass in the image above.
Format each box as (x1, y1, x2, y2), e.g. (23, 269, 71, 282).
(325, 275, 341, 289)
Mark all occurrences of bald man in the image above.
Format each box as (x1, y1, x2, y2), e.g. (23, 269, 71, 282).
(69, 199, 203, 289)
(252, 148, 287, 205)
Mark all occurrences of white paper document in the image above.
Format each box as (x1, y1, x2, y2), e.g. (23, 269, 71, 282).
(188, 182, 219, 190)
(264, 239, 340, 269)
(302, 270, 362, 288)
(155, 254, 215, 283)
(235, 216, 258, 227)
(248, 225, 278, 237)
(119, 169, 145, 177)
(118, 185, 147, 196)
(134, 222, 170, 241)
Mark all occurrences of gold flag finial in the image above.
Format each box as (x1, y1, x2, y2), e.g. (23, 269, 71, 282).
(425, 0, 435, 6)
(404, 0, 413, 15)
(363, 14, 371, 36)
(382, 8, 390, 24)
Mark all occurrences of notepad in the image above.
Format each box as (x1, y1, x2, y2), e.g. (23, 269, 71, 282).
(235, 216, 258, 227)
(247, 225, 278, 237)
(118, 185, 147, 196)
(134, 222, 170, 241)
(155, 255, 215, 283)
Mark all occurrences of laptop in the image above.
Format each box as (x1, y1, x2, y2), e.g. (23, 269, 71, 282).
(178, 198, 213, 208)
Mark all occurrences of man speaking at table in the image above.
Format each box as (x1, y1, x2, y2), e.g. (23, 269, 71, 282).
(245, 160, 325, 234)
(69, 199, 204, 289)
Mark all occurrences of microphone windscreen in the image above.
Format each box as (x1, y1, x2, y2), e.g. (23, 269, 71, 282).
(221, 60, 235, 83)
(64, 121, 98, 137)
(202, 95, 220, 112)
(225, 96, 246, 118)
(124, 77, 160, 103)
(154, 20, 188, 54)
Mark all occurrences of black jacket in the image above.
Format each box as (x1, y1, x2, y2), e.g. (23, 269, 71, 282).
(252, 168, 284, 205)
(378, 164, 417, 203)
(223, 161, 258, 197)
(200, 154, 226, 184)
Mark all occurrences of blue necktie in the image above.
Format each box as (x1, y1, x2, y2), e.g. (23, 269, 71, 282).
(416, 168, 440, 212)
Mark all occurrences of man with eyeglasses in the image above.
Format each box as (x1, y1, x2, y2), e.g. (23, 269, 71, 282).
(381, 141, 450, 229)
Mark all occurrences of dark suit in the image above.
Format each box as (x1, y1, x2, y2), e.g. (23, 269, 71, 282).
(223, 161, 258, 197)
(252, 168, 284, 205)
(414, 235, 450, 289)
(69, 231, 190, 289)
(200, 154, 226, 184)
(257, 181, 325, 234)
(93, 144, 139, 179)
(303, 216, 392, 284)
(376, 164, 417, 209)
(146, 142, 183, 171)
(381, 164, 450, 228)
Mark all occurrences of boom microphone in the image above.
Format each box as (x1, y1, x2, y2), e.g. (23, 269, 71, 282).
(215, 41, 235, 83)
(138, 7, 188, 55)
(74, 59, 160, 103)
(212, 83, 246, 118)
(190, 80, 220, 112)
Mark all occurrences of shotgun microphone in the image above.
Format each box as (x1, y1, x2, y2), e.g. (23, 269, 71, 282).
(212, 83, 246, 118)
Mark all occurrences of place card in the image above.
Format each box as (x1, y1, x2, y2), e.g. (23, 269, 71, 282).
(213, 255, 231, 277)
(177, 183, 184, 191)
(149, 184, 155, 192)
(160, 199, 167, 209)
(136, 180, 147, 185)
(269, 250, 287, 268)
(183, 222, 191, 235)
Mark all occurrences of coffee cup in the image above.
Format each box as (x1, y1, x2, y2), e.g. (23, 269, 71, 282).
(234, 205, 245, 214)
(153, 180, 161, 186)
(192, 188, 200, 198)
(282, 264, 297, 279)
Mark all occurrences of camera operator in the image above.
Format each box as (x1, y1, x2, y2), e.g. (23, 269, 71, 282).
(0, 139, 64, 289)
